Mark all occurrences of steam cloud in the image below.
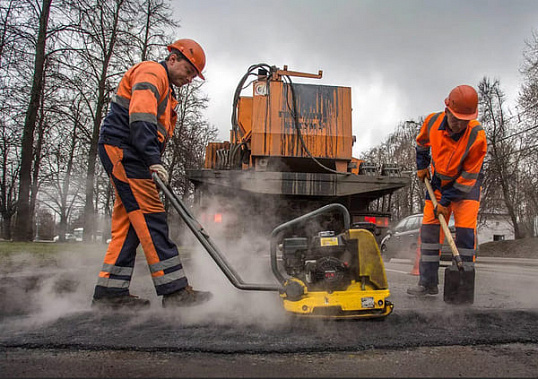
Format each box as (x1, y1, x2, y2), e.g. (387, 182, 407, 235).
(0, 194, 293, 334)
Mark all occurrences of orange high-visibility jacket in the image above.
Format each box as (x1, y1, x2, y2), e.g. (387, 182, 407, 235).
(99, 61, 178, 166)
(416, 111, 487, 205)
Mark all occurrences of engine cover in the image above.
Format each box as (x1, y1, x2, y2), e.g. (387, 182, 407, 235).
(306, 256, 350, 291)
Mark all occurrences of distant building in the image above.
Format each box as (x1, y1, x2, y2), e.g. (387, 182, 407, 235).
(478, 212, 514, 242)
(73, 227, 84, 242)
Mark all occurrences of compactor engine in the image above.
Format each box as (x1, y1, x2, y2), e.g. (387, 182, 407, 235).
(270, 203, 393, 319)
(282, 231, 354, 292)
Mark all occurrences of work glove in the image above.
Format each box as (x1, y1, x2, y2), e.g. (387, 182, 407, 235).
(416, 168, 431, 182)
(150, 164, 169, 186)
(434, 204, 450, 221)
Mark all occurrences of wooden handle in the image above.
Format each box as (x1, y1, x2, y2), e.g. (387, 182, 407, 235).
(424, 177, 463, 268)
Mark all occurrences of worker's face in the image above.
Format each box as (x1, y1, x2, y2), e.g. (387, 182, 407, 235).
(445, 109, 469, 134)
(167, 54, 198, 87)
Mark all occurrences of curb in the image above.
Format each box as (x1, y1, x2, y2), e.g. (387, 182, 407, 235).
(476, 257, 538, 266)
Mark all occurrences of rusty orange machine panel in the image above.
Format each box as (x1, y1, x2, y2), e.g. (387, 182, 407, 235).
(190, 64, 409, 242)
(248, 80, 353, 172)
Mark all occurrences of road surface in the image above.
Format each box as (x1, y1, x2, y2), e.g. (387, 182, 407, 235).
(1, 248, 538, 377)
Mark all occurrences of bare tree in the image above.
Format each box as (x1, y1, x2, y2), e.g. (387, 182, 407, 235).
(84, 0, 183, 240)
(165, 81, 217, 201)
(39, 87, 87, 241)
(1, 0, 220, 242)
(1, 0, 82, 240)
(360, 120, 421, 221)
(0, 0, 26, 239)
(519, 29, 538, 122)
(478, 77, 526, 239)
(0, 117, 19, 239)
(12, 0, 52, 241)
(59, 0, 135, 241)
(0, 0, 20, 69)
(66, 0, 182, 241)
(131, 0, 178, 63)
(517, 28, 538, 236)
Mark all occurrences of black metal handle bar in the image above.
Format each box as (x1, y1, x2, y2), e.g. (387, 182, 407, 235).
(153, 173, 281, 292)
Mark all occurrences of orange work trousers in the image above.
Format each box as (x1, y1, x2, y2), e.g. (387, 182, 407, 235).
(419, 184, 480, 287)
(94, 143, 188, 298)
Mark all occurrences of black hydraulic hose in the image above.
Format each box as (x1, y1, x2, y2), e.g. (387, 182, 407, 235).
(153, 173, 281, 292)
(270, 203, 351, 285)
(229, 63, 274, 167)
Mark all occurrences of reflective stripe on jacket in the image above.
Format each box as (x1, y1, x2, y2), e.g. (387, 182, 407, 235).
(99, 61, 178, 166)
(416, 111, 487, 204)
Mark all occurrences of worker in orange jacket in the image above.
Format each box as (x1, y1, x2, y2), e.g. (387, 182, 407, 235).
(407, 85, 487, 296)
(92, 39, 213, 309)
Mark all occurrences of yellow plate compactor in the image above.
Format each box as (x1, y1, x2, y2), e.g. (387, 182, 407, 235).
(155, 174, 393, 320)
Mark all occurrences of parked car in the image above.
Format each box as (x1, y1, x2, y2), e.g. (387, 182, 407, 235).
(53, 233, 78, 242)
(380, 213, 456, 261)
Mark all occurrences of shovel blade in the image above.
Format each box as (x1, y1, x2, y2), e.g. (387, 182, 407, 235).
(443, 264, 475, 304)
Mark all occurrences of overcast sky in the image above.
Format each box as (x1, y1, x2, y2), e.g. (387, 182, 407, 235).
(170, 0, 538, 156)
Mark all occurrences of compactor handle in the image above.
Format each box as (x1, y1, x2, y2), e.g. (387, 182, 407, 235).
(153, 173, 280, 292)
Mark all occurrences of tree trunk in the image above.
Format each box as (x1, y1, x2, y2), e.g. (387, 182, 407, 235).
(29, 86, 47, 240)
(82, 79, 104, 242)
(140, 0, 151, 61)
(58, 118, 78, 242)
(1, 210, 13, 239)
(82, 54, 114, 242)
(82, 0, 123, 241)
(497, 158, 523, 238)
(13, 0, 52, 241)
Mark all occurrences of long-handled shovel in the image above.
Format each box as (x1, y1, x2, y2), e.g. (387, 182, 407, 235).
(424, 177, 475, 304)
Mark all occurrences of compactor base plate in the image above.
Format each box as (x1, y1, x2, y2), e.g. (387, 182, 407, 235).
(282, 285, 393, 319)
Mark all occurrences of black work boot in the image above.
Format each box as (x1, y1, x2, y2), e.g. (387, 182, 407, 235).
(162, 286, 213, 308)
(407, 284, 439, 297)
(91, 295, 151, 310)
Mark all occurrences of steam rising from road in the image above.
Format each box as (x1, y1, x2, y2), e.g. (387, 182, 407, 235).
(3, 198, 537, 337)
(0, 246, 104, 331)
(0, 196, 291, 332)
(171, 226, 288, 328)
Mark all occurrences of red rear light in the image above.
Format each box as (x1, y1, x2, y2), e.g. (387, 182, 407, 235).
(214, 213, 222, 223)
(354, 215, 390, 227)
(365, 216, 390, 227)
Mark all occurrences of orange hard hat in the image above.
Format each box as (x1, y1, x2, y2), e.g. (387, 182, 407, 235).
(167, 39, 206, 80)
(444, 85, 478, 120)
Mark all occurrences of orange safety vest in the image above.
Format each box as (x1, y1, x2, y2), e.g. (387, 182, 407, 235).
(111, 61, 178, 150)
(416, 112, 487, 193)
